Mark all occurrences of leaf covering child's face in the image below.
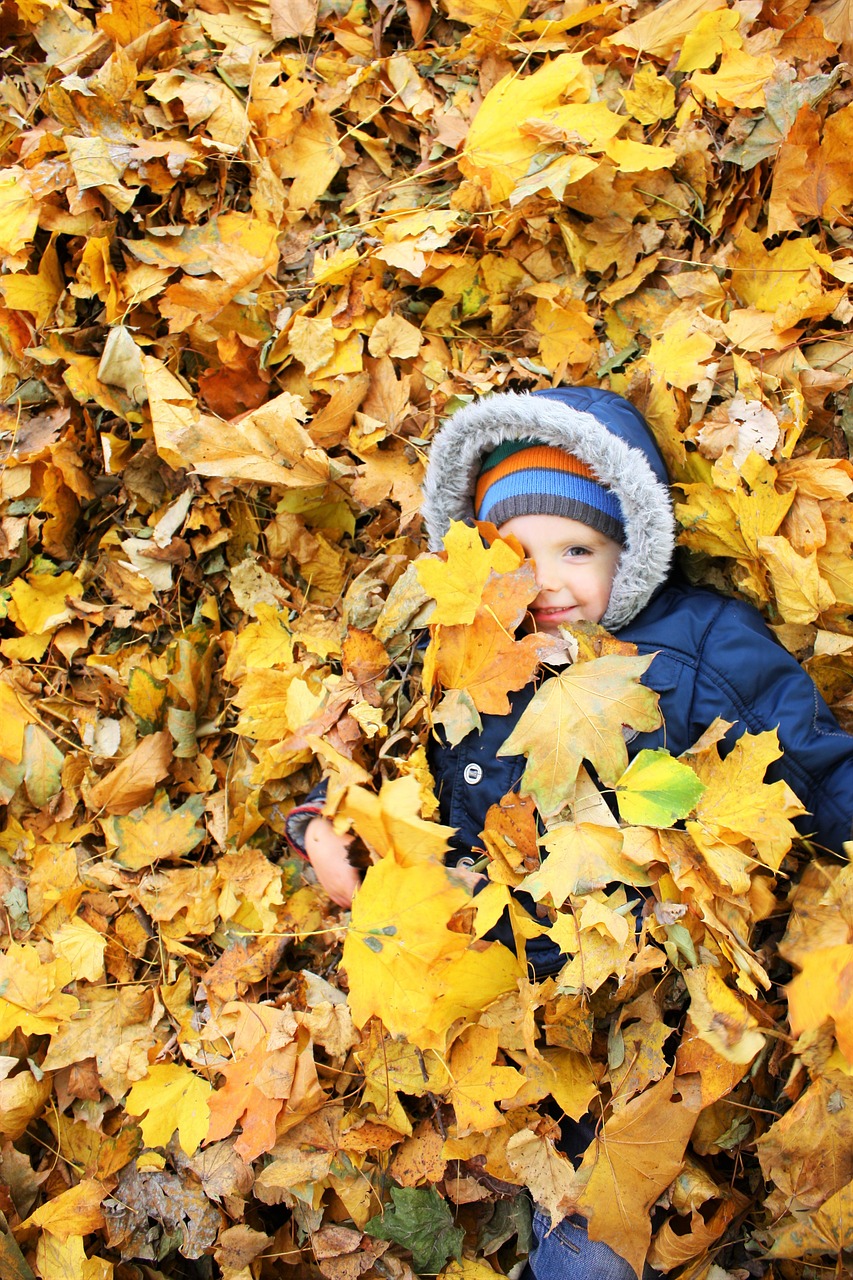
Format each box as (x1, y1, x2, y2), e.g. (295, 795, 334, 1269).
(498, 512, 622, 633)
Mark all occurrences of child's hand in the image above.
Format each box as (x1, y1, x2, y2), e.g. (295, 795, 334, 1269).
(304, 816, 360, 909)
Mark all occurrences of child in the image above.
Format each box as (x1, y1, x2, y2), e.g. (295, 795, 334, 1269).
(286, 385, 853, 1278)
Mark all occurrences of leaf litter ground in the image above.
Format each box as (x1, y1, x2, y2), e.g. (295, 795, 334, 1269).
(1, 0, 853, 1278)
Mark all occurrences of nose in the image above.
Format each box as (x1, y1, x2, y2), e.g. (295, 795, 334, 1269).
(533, 559, 561, 594)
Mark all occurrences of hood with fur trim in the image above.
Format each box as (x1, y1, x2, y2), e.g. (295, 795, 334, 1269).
(420, 386, 676, 631)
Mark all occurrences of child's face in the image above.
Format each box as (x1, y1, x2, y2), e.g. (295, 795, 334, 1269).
(498, 513, 622, 632)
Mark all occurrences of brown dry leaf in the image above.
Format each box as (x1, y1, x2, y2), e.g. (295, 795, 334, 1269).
(86, 731, 173, 815)
(575, 1074, 700, 1277)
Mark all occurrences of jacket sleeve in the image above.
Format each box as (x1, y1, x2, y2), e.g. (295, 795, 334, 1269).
(688, 596, 853, 854)
(283, 779, 328, 856)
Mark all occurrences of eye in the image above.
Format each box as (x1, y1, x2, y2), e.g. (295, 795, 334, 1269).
(564, 545, 591, 558)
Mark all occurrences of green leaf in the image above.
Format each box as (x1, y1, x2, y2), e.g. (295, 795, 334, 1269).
(614, 748, 705, 827)
(364, 1186, 464, 1274)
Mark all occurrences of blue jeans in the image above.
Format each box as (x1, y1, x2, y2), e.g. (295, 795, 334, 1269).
(524, 1209, 657, 1280)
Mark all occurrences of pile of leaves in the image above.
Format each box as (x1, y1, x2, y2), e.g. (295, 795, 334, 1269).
(1, 0, 853, 1275)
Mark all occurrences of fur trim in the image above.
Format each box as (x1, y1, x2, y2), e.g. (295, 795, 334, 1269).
(420, 391, 675, 629)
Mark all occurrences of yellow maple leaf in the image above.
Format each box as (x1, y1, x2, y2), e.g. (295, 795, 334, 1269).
(730, 230, 838, 328)
(689, 47, 776, 110)
(234, 668, 324, 740)
(442, 0, 526, 25)
(447, 1025, 525, 1134)
(0, 166, 39, 261)
(0, 943, 78, 1039)
(758, 535, 836, 624)
(65, 135, 135, 212)
(684, 964, 766, 1064)
(505, 1125, 578, 1223)
(341, 774, 455, 867)
(289, 314, 336, 376)
(421, 945, 524, 1047)
(344, 856, 471, 1038)
(415, 522, 522, 625)
(523, 822, 650, 905)
(604, 138, 677, 172)
(603, 0, 726, 58)
(21, 1178, 106, 1241)
(1, 235, 64, 328)
(6, 570, 83, 636)
(620, 64, 677, 124)
(768, 1179, 853, 1259)
(368, 313, 423, 360)
(125, 1062, 213, 1155)
(676, 7, 741, 71)
(51, 919, 107, 983)
(506, 1047, 602, 1120)
(687, 729, 806, 881)
(532, 298, 597, 375)
(498, 653, 661, 815)
(676, 458, 795, 562)
(551, 895, 638, 994)
(100, 791, 206, 870)
(36, 1232, 113, 1280)
(646, 315, 716, 391)
(787, 944, 853, 1064)
(278, 108, 344, 215)
(461, 56, 623, 201)
(0, 677, 38, 765)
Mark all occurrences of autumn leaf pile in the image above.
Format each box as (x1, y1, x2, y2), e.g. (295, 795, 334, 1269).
(2, 0, 853, 1274)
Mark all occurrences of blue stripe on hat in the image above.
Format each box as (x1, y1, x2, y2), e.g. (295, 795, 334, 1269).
(477, 469, 624, 525)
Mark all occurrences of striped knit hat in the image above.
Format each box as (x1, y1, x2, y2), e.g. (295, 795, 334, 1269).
(474, 438, 626, 544)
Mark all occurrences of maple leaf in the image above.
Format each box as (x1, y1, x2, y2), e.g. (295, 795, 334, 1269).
(205, 1040, 299, 1161)
(50, 918, 107, 982)
(0, 943, 78, 1039)
(340, 773, 455, 866)
(498, 654, 661, 815)
(686, 729, 806, 885)
(787, 944, 853, 1062)
(20, 1178, 107, 1241)
(506, 1047, 602, 1120)
(446, 1025, 526, 1134)
(365, 1186, 464, 1274)
(36, 1232, 114, 1280)
(86, 730, 173, 816)
(767, 1178, 853, 1259)
(683, 965, 766, 1065)
(100, 790, 206, 869)
(425, 611, 553, 717)
(505, 1126, 578, 1225)
(415, 521, 522, 625)
(523, 823, 649, 904)
(343, 856, 470, 1038)
(574, 1074, 700, 1277)
(41, 983, 164, 1100)
(125, 1063, 213, 1156)
(757, 1074, 853, 1213)
(646, 314, 717, 391)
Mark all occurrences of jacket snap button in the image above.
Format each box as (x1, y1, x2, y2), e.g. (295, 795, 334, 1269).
(463, 763, 483, 785)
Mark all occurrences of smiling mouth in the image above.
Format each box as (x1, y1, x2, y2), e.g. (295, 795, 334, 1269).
(531, 606, 577, 620)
